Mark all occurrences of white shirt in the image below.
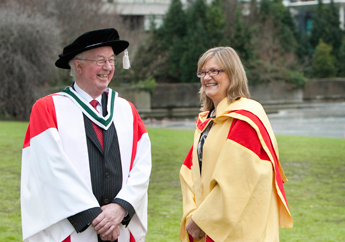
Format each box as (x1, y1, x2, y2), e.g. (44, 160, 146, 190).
(74, 82, 103, 114)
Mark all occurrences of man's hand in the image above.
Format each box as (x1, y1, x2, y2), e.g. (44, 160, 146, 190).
(92, 203, 127, 241)
(186, 218, 205, 241)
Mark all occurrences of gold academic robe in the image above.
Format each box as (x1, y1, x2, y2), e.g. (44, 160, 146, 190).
(180, 97, 293, 242)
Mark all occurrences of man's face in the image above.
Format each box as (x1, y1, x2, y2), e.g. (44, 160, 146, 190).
(74, 46, 115, 98)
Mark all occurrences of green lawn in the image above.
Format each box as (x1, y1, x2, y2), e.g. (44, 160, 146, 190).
(1, 121, 345, 241)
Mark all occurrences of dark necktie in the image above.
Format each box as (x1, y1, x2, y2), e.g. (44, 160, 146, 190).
(90, 100, 104, 151)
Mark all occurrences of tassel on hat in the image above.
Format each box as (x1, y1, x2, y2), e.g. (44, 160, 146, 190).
(123, 49, 131, 69)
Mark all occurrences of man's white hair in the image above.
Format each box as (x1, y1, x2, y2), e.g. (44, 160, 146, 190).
(69, 52, 85, 81)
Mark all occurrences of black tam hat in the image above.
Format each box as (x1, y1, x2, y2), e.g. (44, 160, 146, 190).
(55, 28, 129, 69)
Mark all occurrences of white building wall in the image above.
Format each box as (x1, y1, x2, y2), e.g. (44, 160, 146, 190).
(101, 0, 212, 30)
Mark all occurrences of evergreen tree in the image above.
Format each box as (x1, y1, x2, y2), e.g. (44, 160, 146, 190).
(296, 34, 313, 77)
(325, 0, 343, 56)
(259, 0, 271, 20)
(259, 0, 297, 53)
(310, 0, 327, 49)
(230, 7, 254, 63)
(311, 39, 336, 78)
(223, 0, 237, 40)
(248, 0, 259, 26)
(296, 35, 312, 61)
(161, 0, 188, 81)
(160, 0, 186, 48)
(178, 0, 228, 82)
(132, 18, 170, 82)
(180, 25, 209, 82)
(185, 0, 207, 31)
(206, 0, 226, 46)
(277, 1, 298, 51)
(309, 0, 343, 74)
(168, 36, 187, 81)
(179, 0, 209, 82)
(337, 37, 345, 77)
(133, 0, 188, 82)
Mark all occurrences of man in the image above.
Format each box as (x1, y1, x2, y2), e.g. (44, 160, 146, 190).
(21, 28, 152, 242)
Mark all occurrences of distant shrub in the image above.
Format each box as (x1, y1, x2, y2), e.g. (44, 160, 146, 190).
(131, 77, 157, 93)
(246, 60, 306, 88)
(0, 7, 60, 120)
(285, 70, 307, 88)
(311, 39, 337, 78)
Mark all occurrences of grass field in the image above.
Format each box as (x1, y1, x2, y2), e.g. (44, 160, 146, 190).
(0, 121, 345, 241)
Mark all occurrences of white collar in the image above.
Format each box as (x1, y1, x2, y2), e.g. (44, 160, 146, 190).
(74, 82, 102, 113)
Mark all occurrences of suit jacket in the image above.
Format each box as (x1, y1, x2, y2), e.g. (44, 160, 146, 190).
(68, 92, 135, 239)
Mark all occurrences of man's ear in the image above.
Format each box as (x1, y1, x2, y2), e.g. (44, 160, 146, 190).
(73, 59, 82, 74)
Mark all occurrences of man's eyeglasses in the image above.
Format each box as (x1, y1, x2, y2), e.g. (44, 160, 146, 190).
(196, 69, 224, 78)
(75, 57, 116, 66)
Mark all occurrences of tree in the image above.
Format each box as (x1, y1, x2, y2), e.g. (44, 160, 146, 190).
(223, 0, 238, 40)
(244, 0, 305, 86)
(309, 0, 327, 49)
(259, 0, 298, 53)
(230, 7, 254, 63)
(131, 20, 170, 83)
(0, 0, 143, 119)
(160, 0, 187, 48)
(179, 0, 224, 82)
(325, 0, 343, 57)
(259, 0, 271, 20)
(162, 0, 188, 81)
(14, 0, 144, 83)
(309, 0, 342, 57)
(179, 21, 209, 82)
(184, 0, 208, 32)
(311, 39, 336, 78)
(132, 0, 188, 83)
(248, 0, 259, 26)
(206, 0, 226, 47)
(0, 6, 61, 120)
(336, 37, 345, 77)
(295, 34, 313, 77)
(178, 0, 208, 82)
(134, 0, 227, 83)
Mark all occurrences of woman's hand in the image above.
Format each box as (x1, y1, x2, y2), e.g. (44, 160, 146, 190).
(186, 218, 205, 241)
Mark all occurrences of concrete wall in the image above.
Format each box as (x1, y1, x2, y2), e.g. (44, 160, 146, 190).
(115, 87, 151, 112)
(116, 81, 306, 117)
(304, 78, 345, 101)
(115, 83, 201, 118)
(146, 83, 200, 118)
(118, 81, 304, 117)
(38, 79, 344, 119)
(249, 81, 303, 105)
(150, 81, 304, 107)
(151, 83, 200, 109)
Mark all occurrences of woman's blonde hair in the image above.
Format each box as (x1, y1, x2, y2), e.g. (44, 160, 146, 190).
(198, 47, 250, 111)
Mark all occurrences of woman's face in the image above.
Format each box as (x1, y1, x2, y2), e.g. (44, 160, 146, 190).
(200, 57, 230, 108)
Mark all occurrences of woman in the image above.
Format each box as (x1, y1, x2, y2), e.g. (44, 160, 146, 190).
(179, 47, 293, 242)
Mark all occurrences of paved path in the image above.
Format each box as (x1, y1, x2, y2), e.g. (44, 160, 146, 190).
(145, 101, 345, 139)
(267, 102, 345, 139)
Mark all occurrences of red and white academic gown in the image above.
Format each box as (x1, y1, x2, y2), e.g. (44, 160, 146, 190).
(21, 87, 151, 242)
(180, 97, 293, 242)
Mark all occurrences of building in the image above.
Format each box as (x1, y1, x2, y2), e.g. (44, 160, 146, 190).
(101, 0, 192, 30)
(285, 0, 345, 35)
